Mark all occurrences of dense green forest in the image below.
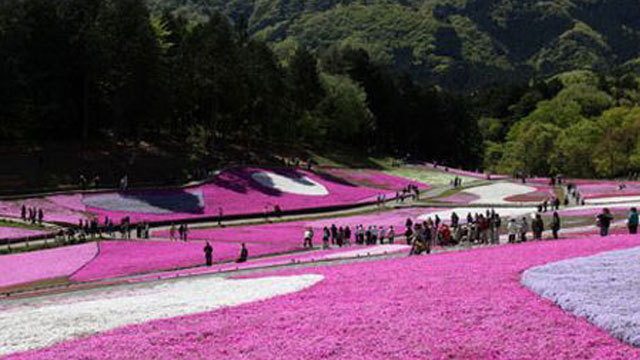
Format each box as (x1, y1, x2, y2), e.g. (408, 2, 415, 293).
(147, 0, 640, 90)
(0, 0, 481, 171)
(3, 0, 640, 183)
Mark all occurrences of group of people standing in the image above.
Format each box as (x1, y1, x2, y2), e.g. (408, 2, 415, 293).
(507, 212, 562, 243)
(20, 205, 43, 224)
(169, 223, 189, 241)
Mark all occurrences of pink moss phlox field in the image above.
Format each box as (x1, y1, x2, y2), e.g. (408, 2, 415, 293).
(12, 236, 640, 360)
(0, 243, 97, 289)
(126, 245, 409, 283)
(504, 184, 556, 203)
(575, 181, 640, 199)
(1, 167, 425, 225)
(0, 227, 49, 240)
(0, 196, 88, 224)
(69, 240, 293, 282)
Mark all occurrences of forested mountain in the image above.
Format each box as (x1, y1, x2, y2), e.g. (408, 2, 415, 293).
(146, 0, 640, 90)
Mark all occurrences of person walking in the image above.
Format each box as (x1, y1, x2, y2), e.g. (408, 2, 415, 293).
(520, 217, 529, 242)
(628, 207, 639, 234)
(204, 242, 213, 266)
(507, 219, 518, 243)
(322, 227, 330, 249)
(170, 223, 176, 241)
(388, 225, 395, 244)
(532, 214, 544, 240)
(597, 208, 614, 237)
(303, 227, 314, 248)
(551, 212, 561, 239)
(237, 243, 248, 263)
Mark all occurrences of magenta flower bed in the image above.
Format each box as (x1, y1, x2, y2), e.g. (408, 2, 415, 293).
(504, 184, 556, 203)
(1, 167, 426, 225)
(0, 243, 97, 289)
(0, 227, 49, 240)
(126, 245, 410, 283)
(70, 240, 296, 282)
(11, 236, 640, 359)
(575, 181, 640, 199)
(0, 196, 88, 224)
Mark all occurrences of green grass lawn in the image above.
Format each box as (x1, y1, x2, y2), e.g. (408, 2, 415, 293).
(0, 219, 47, 231)
(386, 168, 477, 187)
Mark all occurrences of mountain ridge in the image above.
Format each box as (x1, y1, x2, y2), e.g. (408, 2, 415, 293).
(147, 0, 640, 89)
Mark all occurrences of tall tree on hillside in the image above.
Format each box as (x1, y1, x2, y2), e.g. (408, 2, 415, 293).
(288, 46, 324, 112)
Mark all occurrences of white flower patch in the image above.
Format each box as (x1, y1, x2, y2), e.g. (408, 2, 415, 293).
(322, 245, 410, 260)
(0, 274, 323, 356)
(522, 246, 640, 347)
(464, 183, 538, 204)
(418, 207, 537, 222)
(251, 172, 329, 196)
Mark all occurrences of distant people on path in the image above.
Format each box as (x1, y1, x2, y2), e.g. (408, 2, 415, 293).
(21, 205, 26, 221)
(597, 208, 614, 237)
(170, 223, 176, 241)
(628, 207, 639, 235)
(551, 212, 561, 239)
(237, 243, 248, 263)
(204, 242, 213, 266)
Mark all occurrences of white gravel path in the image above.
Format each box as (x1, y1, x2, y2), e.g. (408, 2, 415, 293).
(251, 172, 329, 196)
(322, 244, 410, 259)
(0, 274, 323, 356)
(522, 246, 640, 347)
(464, 183, 538, 204)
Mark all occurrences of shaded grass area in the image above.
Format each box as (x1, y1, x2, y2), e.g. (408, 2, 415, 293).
(0, 219, 47, 231)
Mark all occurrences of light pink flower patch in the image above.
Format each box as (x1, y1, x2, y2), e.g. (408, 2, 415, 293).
(576, 182, 640, 199)
(439, 191, 480, 204)
(9, 236, 640, 359)
(0, 197, 87, 224)
(0, 243, 97, 289)
(0, 227, 49, 240)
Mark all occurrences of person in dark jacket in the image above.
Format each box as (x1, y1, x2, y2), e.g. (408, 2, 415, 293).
(597, 208, 614, 237)
(204, 241, 213, 266)
(628, 207, 639, 234)
(551, 212, 561, 239)
(237, 243, 248, 263)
